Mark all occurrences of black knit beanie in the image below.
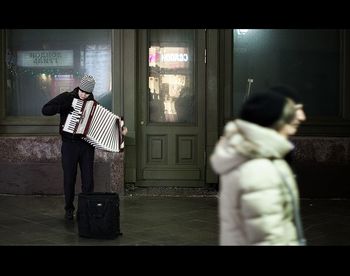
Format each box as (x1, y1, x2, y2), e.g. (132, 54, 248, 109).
(239, 92, 287, 127)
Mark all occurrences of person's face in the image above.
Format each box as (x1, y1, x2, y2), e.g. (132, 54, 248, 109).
(78, 89, 90, 100)
(294, 104, 306, 122)
(290, 103, 306, 131)
(279, 103, 306, 137)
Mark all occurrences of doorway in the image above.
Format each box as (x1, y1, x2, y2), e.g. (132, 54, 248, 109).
(136, 29, 206, 187)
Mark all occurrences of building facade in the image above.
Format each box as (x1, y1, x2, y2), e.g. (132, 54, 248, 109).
(1, 29, 350, 197)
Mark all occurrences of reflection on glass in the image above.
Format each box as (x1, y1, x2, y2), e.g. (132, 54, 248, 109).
(148, 45, 194, 123)
(6, 29, 112, 116)
(233, 29, 340, 118)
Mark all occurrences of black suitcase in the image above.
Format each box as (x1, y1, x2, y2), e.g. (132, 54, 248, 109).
(77, 192, 122, 239)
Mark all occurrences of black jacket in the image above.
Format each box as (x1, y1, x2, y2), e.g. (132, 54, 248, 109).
(42, 87, 95, 141)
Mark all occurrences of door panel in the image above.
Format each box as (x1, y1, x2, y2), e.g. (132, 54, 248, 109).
(137, 29, 206, 187)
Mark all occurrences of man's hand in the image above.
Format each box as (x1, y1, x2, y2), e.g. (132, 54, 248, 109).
(122, 126, 128, 136)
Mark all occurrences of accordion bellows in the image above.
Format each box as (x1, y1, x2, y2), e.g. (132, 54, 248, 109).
(63, 98, 124, 152)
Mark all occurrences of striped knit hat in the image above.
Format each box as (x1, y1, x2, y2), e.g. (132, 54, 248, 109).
(79, 74, 95, 94)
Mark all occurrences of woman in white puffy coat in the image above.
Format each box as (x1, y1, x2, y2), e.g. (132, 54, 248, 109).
(210, 92, 306, 245)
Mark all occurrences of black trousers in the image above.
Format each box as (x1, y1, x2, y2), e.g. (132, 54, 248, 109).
(61, 139, 95, 211)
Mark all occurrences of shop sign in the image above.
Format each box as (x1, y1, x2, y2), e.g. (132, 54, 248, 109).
(17, 50, 74, 67)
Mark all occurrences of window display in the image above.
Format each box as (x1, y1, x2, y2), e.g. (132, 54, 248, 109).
(5, 29, 112, 116)
(148, 45, 194, 124)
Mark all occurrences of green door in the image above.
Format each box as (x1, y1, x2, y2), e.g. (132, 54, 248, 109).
(137, 29, 206, 187)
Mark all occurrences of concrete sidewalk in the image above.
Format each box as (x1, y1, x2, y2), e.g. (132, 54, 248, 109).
(0, 194, 349, 245)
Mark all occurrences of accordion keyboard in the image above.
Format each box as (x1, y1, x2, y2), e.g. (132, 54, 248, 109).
(63, 98, 84, 133)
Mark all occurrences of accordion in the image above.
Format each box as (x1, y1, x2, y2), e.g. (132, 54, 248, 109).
(63, 98, 124, 152)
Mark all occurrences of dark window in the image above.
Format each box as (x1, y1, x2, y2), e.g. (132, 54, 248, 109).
(233, 29, 340, 119)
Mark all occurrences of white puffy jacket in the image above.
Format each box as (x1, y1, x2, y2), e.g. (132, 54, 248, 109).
(210, 119, 302, 245)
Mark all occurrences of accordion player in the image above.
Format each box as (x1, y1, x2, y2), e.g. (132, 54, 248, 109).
(63, 98, 124, 152)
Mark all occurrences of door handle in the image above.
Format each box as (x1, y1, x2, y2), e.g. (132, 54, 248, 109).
(140, 121, 144, 125)
(245, 78, 254, 100)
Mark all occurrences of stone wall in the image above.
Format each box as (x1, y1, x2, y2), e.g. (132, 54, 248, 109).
(1, 136, 349, 198)
(291, 137, 350, 198)
(0, 136, 124, 195)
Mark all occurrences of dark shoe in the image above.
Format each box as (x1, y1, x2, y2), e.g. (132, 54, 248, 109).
(65, 210, 74, 220)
